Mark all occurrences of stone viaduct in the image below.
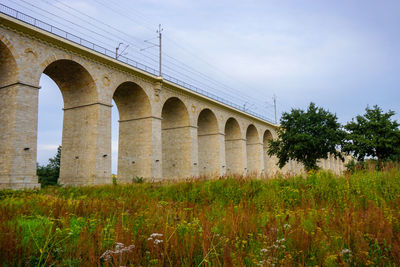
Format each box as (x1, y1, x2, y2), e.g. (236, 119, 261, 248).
(0, 9, 346, 189)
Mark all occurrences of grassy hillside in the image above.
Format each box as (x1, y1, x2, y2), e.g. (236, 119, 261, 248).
(1, 168, 400, 266)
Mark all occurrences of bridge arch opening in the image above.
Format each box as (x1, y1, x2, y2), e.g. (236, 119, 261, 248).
(0, 40, 17, 87)
(161, 97, 191, 178)
(197, 109, 220, 177)
(112, 82, 152, 182)
(263, 130, 274, 176)
(43, 60, 97, 107)
(224, 117, 243, 175)
(40, 59, 99, 185)
(246, 124, 261, 176)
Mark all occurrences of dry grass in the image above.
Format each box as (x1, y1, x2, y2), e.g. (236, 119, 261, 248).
(1, 168, 400, 266)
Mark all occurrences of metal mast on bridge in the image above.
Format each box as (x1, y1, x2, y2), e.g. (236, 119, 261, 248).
(141, 24, 163, 77)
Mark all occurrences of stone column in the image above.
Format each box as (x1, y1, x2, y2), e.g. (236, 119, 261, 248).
(225, 138, 246, 175)
(59, 102, 111, 186)
(189, 125, 199, 178)
(162, 125, 192, 179)
(0, 82, 41, 189)
(117, 116, 158, 182)
(218, 133, 226, 176)
(258, 143, 265, 177)
(198, 132, 224, 177)
(150, 117, 162, 179)
(246, 142, 263, 176)
(263, 149, 278, 177)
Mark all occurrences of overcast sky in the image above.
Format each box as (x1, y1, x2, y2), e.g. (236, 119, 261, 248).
(3, 0, 399, 173)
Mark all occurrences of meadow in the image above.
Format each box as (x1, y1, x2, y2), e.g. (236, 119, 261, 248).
(1, 167, 400, 266)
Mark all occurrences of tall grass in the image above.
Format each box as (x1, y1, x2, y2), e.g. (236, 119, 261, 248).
(1, 168, 400, 266)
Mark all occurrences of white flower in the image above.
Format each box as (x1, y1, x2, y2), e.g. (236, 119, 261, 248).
(340, 248, 352, 256)
(148, 233, 164, 245)
(150, 233, 163, 238)
(100, 242, 135, 262)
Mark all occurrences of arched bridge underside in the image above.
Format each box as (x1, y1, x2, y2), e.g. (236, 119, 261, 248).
(0, 13, 345, 189)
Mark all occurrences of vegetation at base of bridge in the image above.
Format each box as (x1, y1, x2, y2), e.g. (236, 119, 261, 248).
(1, 164, 400, 266)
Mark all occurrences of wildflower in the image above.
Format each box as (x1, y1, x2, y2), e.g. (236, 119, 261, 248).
(340, 248, 352, 256)
(148, 233, 164, 246)
(154, 239, 163, 245)
(150, 233, 163, 238)
(100, 242, 135, 262)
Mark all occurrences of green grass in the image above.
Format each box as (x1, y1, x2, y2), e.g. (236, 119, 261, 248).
(1, 169, 400, 266)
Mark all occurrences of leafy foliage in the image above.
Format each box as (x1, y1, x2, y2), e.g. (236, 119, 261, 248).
(343, 105, 400, 163)
(268, 102, 344, 171)
(37, 146, 61, 186)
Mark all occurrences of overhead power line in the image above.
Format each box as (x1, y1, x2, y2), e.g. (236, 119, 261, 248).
(4, 0, 276, 121)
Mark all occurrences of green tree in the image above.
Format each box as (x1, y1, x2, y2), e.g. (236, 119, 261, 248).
(37, 145, 61, 186)
(343, 105, 400, 164)
(268, 102, 344, 171)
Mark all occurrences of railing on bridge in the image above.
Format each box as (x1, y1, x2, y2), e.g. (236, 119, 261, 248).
(0, 3, 274, 124)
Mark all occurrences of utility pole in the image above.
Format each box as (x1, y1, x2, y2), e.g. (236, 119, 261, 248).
(157, 24, 163, 77)
(273, 94, 277, 124)
(141, 24, 163, 77)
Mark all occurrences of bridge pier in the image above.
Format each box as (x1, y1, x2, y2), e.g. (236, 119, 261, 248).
(197, 109, 221, 177)
(198, 132, 225, 177)
(59, 102, 112, 186)
(218, 133, 227, 176)
(150, 117, 162, 179)
(246, 142, 263, 176)
(189, 125, 199, 178)
(117, 117, 154, 182)
(0, 82, 41, 189)
(225, 138, 246, 175)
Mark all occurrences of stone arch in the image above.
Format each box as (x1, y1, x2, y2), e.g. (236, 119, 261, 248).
(197, 108, 220, 176)
(224, 117, 244, 175)
(113, 81, 152, 182)
(161, 97, 191, 178)
(42, 59, 98, 107)
(246, 124, 261, 175)
(0, 38, 18, 87)
(42, 59, 102, 185)
(263, 129, 275, 176)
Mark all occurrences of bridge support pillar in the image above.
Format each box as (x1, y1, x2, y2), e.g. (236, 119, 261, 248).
(198, 132, 226, 177)
(150, 117, 162, 179)
(217, 133, 227, 176)
(117, 116, 161, 182)
(0, 82, 41, 189)
(189, 126, 199, 178)
(225, 138, 247, 176)
(59, 102, 111, 186)
(246, 142, 263, 176)
(263, 152, 277, 177)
